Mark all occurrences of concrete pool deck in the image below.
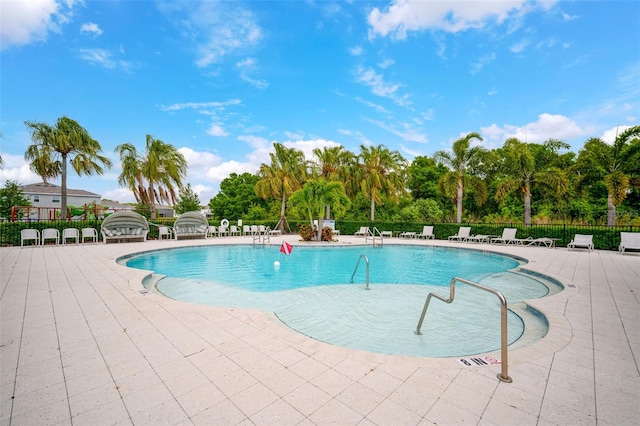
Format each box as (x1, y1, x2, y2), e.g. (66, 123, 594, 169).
(1, 236, 638, 425)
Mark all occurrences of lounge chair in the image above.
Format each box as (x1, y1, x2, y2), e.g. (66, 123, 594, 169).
(466, 234, 491, 243)
(82, 228, 98, 244)
(41, 228, 59, 245)
(491, 228, 524, 245)
(20, 229, 40, 247)
(158, 226, 173, 240)
(101, 211, 149, 243)
(619, 232, 640, 254)
(173, 211, 208, 240)
(416, 226, 435, 240)
(448, 227, 471, 242)
(398, 231, 416, 238)
(568, 234, 594, 251)
(62, 228, 79, 245)
(354, 226, 369, 237)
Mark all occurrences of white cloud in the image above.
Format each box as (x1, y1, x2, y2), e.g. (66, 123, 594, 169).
(354, 66, 411, 107)
(365, 117, 428, 144)
(481, 113, 587, 144)
(600, 125, 634, 145)
(378, 58, 395, 69)
(282, 139, 342, 161)
(190, 183, 217, 203)
(160, 99, 242, 112)
(470, 53, 496, 74)
(0, 0, 80, 50)
(510, 39, 530, 53)
(355, 97, 390, 114)
(102, 187, 136, 204)
(349, 45, 363, 56)
(236, 57, 268, 89)
(206, 124, 228, 137)
(0, 154, 41, 184)
(367, 0, 558, 40)
(78, 48, 135, 72)
(206, 160, 258, 183)
(80, 22, 102, 36)
(160, 1, 263, 67)
(338, 129, 373, 146)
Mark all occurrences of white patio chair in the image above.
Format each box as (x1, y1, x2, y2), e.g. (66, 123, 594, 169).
(21, 229, 40, 247)
(62, 228, 79, 245)
(218, 225, 229, 237)
(491, 228, 524, 245)
(568, 234, 594, 251)
(619, 232, 640, 254)
(207, 226, 217, 238)
(354, 226, 369, 237)
(416, 226, 435, 239)
(41, 228, 59, 245)
(230, 225, 240, 236)
(158, 226, 173, 240)
(448, 227, 471, 242)
(242, 225, 251, 235)
(81, 228, 98, 244)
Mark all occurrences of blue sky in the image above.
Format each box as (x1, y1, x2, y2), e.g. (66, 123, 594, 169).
(1, 0, 638, 204)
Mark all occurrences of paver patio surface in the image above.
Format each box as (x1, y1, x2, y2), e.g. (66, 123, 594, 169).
(1, 236, 638, 425)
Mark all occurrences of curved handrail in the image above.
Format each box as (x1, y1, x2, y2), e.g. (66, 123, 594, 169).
(350, 254, 370, 290)
(415, 277, 512, 383)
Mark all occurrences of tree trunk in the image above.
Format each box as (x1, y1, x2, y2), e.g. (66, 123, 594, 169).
(524, 193, 531, 227)
(61, 154, 68, 220)
(370, 197, 375, 222)
(279, 192, 287, 233)
(325, 205, 330, 220)
(456, 179, 463, 223)
(149, 184, 157, 219)
(607, 195, 616, 227)
(317, 215, 323, 241)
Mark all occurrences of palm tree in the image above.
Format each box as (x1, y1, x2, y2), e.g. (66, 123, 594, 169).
(254, 143, 308, 232)
(115, 134, 187, 220)
(289, 178, 350, 240)
(312, 145, 355, 219)
(574, 126, 640, 226)
(433, 132, 486, 223)
(495, 138, 570, 226)
(24, 116, 112, 219)
(356, 144, 407, 222)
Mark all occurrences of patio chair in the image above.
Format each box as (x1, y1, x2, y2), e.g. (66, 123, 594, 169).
(448, 227, 471, 242)
(41, 228, 59, 245)
(158, 226, 173, 240)
(242, 225, 251, 235)
(568, 234, 594, 251)
(62, 228, 79, 245)
(81, 228, 98, 244)
(398, 231, 416, 238)
(207, 226, 217, 238)
(354, 226, 369, 237)
(20, 229, 40, 247)
(230, 225, 241, 236)
(466, 234, 491, 244)
(416, 226, 435, 240)
(491, 228, 524, 245)
(619, 232, 640, 254)
(218, 225, 229, 237)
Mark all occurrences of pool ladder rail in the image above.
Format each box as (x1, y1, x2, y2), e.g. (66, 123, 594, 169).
(252, 226, 271, 246)
(415, 277, 513, 383)
(365, 227, 384, 247)
(350, 254, 370, 290)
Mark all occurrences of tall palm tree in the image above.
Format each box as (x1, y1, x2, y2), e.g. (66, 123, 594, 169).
(115, 134, 187, 220)
(24, 116, 112, 219)
(356, 144, 407, 222)
(312, 145, 355, 219)
(574, 126, 640, 226)
(433, 132, 486, 223)
(495, 138, 570, 226)
(289, 178, 350, 240)
(254, 143, 308, 232)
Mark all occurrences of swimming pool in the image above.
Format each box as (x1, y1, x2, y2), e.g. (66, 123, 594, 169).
(126, 244, 556, 357)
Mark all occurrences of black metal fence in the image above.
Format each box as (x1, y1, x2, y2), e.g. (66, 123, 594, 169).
(1, 218, 638, 251)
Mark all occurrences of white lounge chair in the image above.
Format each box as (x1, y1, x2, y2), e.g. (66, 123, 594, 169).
(82, 228, 98, 244)
(416, 226, 435, 240)
(173, 212, 208, 240)
(354, 227, 369, 237)
(41, 228, 59, 245)
(398, 231, 416, 238)
(568, 234, 594, 251)
(491, 228, 524, 245)
(21, 229, 40, 247)
(619, 232, 640, 254)
(62, 228, 79, 245)
(466, 234, 491, 244)
(448, 227, 471, 242)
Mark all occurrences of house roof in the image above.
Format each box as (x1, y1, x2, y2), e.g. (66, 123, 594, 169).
(20, 182, 101, 198)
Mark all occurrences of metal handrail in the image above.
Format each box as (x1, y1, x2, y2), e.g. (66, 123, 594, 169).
(349, 254, 370, 290)
(367, 227, 383, 247)
(415, 277, 512, 383)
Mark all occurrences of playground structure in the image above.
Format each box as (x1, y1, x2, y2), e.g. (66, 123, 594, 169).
(10, 204, 108, 222)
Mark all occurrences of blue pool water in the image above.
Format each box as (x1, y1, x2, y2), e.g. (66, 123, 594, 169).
(125, 244, 554, 357)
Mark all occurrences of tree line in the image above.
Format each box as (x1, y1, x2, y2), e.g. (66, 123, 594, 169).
(3, 116, 639, 228)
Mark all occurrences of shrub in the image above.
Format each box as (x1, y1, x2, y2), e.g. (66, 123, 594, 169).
(297, 223, 316, 241)
(321, 226, 333, 241)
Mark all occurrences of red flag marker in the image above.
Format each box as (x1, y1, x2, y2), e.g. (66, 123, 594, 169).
(280, 241, 293, 255)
